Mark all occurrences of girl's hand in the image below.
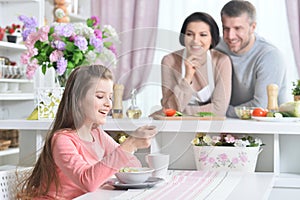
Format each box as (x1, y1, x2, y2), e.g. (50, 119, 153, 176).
(120, 125, 157, 153)
(184, 54, 201, 84)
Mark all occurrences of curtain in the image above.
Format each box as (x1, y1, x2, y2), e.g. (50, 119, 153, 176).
(91, 0, 159, 100)
(285, 0, 300, 77)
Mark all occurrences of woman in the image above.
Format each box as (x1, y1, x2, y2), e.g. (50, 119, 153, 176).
(161, 12, 232, 116)
(19, 65, 157, 199)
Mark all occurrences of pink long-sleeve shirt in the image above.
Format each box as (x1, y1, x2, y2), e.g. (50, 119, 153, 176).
(37, 128, 141, 199)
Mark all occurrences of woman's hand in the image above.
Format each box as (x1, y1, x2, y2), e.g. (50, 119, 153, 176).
(120, 125, 157, 153)
(184, 54, 202, 84)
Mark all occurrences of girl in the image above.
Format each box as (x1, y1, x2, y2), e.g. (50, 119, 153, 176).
(19, 65, 156, 199)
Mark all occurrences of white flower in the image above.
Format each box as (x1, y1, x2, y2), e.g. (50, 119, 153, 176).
(119, 135, 127, 144)
(73, 23, 94, 38)
(255, 138, 263, 146)
(98, 47, 117, 67)
(85, 51, 97, 63)
(103, 25, 120, 43)
(191, 138, 200, 145)
(203, 135, 213, 145)
(234, 139, 250, 147)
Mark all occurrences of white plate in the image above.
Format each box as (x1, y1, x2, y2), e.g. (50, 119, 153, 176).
(107, 177, 163, 190)
(252, 116, 300, 122)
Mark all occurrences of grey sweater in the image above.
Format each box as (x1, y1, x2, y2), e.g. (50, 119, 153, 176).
(216, 34, 288, 118)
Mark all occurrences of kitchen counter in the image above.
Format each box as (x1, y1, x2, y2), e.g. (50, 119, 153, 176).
(0, 117, 299, 133)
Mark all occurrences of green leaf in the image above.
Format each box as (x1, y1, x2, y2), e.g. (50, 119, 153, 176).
(72, 51, 83, 65)
(42, 65, 46, 75)
(196, 112, 215, 117)
(104, 41, 112, 48)
(65, 42, 75, 52)
(86, 18, 94, 27)
(67, 61, 74, 69)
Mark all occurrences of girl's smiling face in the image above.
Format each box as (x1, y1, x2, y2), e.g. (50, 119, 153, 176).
(83, 78, 113, 126)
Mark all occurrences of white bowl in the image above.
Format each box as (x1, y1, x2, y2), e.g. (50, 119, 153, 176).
(115, 167, 154, 184)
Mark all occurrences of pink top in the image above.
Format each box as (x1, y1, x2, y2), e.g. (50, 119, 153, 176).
(36, 128, 141, 199)
(161, 49, 232, 116)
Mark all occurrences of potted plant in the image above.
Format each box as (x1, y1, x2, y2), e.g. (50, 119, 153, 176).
(191, 133, 264, 172)
(292, 80, 300, 101)
(5, 23, 21, 43)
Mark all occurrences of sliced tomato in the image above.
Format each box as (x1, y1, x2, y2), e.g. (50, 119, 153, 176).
(252, 108, 267, 117)
(163, 109, 177, 117)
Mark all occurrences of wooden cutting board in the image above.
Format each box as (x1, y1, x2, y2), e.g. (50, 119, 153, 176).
(151, 115, 226, 121)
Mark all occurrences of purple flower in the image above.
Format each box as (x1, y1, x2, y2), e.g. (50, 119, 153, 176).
(109, 45, 117, 56)
(18, 15, 38, 29)
(55, 24, 74, 37)
(56, 57, 67, 75)
(21, 28, 36, 41)
(74, 36, 88, 51)
(94, 29, 102, 39)
(52, 40, 66, 51)
(90, 36, 103, 52)
(91, 16, 100, 26)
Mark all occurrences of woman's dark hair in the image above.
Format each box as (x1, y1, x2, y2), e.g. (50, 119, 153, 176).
(179, 12, 220, 49)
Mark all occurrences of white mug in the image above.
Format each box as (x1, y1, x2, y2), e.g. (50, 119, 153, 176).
(145, 153, 169, 179)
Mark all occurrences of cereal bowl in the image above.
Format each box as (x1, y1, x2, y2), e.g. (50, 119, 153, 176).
(115, 167, 154, 184)
(234, 106, 256, 120)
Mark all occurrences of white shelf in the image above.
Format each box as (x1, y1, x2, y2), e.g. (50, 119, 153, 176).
(0, 41, 26, 51)
(0, 79, 33, 83)
(0, 93, 34, 100)
(0, 0, 39, 2)
(0, 148, 19, 156)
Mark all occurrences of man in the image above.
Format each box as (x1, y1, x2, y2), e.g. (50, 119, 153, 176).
(216, 0, 288, 118)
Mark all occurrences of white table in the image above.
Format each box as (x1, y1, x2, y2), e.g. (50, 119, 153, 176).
(0, 118, 299, 173)
(74, 171, 274, 200)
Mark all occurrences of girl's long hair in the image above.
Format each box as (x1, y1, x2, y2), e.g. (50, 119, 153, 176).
(19, 65, 113, 198)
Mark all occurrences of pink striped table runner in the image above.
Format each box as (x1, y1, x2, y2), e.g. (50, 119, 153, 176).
(129, 170, 232, 200)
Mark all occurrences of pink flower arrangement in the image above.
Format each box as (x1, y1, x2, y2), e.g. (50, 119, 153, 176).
(19, 15, 119, 80)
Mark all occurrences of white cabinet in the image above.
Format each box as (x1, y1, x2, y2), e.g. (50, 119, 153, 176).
(0, 0, 45, 120)
(0, 0, 45, 163)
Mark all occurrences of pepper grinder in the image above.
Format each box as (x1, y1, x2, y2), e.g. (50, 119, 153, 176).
(267, 84, 279, 112)
(112, 84, 124, 118)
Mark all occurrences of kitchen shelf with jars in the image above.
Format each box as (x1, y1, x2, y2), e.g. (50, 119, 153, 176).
(0, 41, 35, 101)
(0, 0, 45, 165)
(0, 0, 44, 117)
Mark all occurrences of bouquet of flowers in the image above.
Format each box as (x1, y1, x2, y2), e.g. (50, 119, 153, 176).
(19, 15, 119, 81)
(191, 133, 263, 147)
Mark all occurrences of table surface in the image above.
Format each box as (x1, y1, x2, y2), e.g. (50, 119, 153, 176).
(74, 171, 274, 200)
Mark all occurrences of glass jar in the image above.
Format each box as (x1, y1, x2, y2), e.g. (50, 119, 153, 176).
(126, 89, 142, 119)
